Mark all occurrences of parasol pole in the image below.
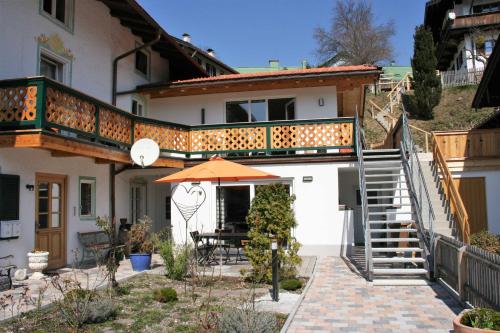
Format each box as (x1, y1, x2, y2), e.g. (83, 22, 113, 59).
(218, 177, 223, 276)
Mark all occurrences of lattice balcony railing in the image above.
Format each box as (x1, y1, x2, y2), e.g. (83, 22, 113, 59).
(0, 77, 356, 157)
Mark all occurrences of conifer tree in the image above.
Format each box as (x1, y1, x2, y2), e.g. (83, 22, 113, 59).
(411, 25, 442, 119)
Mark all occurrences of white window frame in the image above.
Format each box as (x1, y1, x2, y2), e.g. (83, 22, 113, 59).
(135, 44, 151, 80)
(225, 97, 296, 123)
(79, 177, 96, 220)
(39, 48, 71, 84)
(131, 96, 147, 117)
(40, 0, 75, 33)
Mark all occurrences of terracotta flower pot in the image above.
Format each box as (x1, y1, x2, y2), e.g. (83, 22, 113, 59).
(453, 314, 498, 333)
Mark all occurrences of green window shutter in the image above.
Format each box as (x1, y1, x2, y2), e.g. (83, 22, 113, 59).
(0, 175, 20, 220)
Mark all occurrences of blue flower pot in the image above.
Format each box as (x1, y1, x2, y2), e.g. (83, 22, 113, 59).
(130, 253, 152, 271)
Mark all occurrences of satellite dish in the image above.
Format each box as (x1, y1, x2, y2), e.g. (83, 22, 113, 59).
(130, 138, 160, 168)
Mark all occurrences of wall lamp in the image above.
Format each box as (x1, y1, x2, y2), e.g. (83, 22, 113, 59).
(25, 184, 35, 191)
(302, 176, 313, 183)
(318, 98, 325, 107)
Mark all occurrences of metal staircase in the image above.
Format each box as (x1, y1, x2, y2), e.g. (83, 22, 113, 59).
(355, 112, 435, 285)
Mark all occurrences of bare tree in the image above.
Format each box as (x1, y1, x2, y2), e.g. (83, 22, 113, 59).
(314, 0, 395, 65)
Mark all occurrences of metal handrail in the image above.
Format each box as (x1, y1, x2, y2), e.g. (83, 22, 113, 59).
(355, 112, 372, 280)
(400, 108, 436, 262)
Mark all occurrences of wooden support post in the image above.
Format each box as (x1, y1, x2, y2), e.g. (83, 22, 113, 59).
(457, 245, 467, 303)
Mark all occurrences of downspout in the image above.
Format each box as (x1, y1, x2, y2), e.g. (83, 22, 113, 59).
(112, 31, 161, 106)
(110, 31, 161, 221)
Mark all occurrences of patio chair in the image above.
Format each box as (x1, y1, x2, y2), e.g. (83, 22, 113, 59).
(0, 255, 16, 291)
(190, 231, 214, 264)
(235, 239, 249, 263)
(213, 229, 234, 263)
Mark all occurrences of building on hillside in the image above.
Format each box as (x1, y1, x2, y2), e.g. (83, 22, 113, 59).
(174, 33, 238, 77)
(236, 59, 309, 74)
(0, 0, 391, 272)
(425, 0, 500, 72)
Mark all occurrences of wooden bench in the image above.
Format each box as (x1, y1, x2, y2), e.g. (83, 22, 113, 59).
(0, 255, 16, 290)
(77, 231, 114, 264)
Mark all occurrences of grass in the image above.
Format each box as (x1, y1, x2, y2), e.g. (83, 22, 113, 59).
(0, 274, 284, 333)
(364, 85, 495, 147)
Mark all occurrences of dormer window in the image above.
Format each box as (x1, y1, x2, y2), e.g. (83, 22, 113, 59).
(40, 0, 74, 32)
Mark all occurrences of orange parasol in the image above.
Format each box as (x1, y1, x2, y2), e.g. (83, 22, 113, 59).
(155, 156, 279, 229)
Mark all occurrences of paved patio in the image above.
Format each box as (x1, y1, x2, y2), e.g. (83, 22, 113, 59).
(286, 257, 463, 333)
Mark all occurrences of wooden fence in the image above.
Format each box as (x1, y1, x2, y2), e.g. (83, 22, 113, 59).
(440, 69, 484, 88)
(434, 235, 500, 310)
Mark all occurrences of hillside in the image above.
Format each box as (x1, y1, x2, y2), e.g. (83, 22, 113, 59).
(364, 86, 494, 146)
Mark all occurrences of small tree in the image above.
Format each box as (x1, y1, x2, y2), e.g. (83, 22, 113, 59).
(246, 184, 301, 282)
(410, 25, 442, 119)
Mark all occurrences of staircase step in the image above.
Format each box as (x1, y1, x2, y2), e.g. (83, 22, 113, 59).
(370, 220, 415, 225)
(364, 167, 403, 171)
(366, 181, 406, 185)
(363, 155, 401, 160)
(371, 247, 423, 253)
(369, 212, 413, 215)
(373, 257, 425, 263)
(371, 228, 417, 233)
(372, 279, 430, 286)
(365, 174, 404, 178)
(363, 149, 400, 154)
(365, 187, 404, 191)
(371, 238, 420, 242)
(368, 195, 410, 199)
(368, 203, 411, 207)
(364, 161, 402, 165)
(373, 268, 427, 275)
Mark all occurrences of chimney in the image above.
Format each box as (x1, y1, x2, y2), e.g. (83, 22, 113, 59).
(302, 59, 309, 69)
(207, 48, 216, 57)
(182, 33, 191, 43)
(269, 59, 280, 69)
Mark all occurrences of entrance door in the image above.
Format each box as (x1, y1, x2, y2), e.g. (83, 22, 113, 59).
(35, 173, 67, 269)
(131, 182, 147, 224)
(453, 177, 488, 234)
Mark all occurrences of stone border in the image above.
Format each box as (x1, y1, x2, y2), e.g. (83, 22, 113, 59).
(279, 257, 318, 333)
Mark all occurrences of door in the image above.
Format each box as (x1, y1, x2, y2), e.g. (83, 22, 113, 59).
(453, 177, 488, 234)
(35, 173, 67, 269)
(131, 182, 147, 224)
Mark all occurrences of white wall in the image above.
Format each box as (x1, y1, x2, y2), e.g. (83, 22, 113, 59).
(148, 86, 338, 125)
(453, 170, 500, 234)
(0, 148, 110, 269)
(167, 161, 355, 256)
(0, 0, 169, 110)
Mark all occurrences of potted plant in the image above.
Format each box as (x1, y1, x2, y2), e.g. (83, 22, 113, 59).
(128, 216, 154, 271)
(453, 308, 499, 332)
(27, 250, 49, 279)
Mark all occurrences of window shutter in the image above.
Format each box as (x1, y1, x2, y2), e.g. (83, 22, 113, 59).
(0, 175, 20, 220)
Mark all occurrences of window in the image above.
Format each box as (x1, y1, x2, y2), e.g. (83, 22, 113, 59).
(40, 54, 64, 82)
(226, 98, 296, 123)
(216, 186, 251, 232)
(131, 99, 145, 117)
(41, 0, 74, 31)
(135, 49, 150, 78)
(485, 39, 496, 55)
(131, 182, 147, 224)
(0, 175, 20, 221)
(205, 63, 217, 76)
(473, 2, 500, 14)
(79, 177, 96, 219)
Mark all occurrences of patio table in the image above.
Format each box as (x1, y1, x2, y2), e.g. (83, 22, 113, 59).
(196, 232, 249, 264)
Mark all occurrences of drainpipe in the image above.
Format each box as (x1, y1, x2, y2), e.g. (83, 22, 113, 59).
(112, 31, 161, 106)
(110, 31, 161, 223)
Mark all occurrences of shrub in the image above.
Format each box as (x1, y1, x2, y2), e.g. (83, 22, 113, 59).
(470, 231, 500, 255)
(281, 278, 303, 291)
(461, 308, 500, 330)
(218, 308, 278, 333)
(128, 216, 154, 254)
(153, 287, 178, 303)
(84, 298, 118, 324)
(159, 240, 191, 280)
(246, 184, 301, 283)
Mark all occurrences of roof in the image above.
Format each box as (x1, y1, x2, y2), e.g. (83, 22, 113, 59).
(472, 35, 500, 108)
(99, 0, 207, 80)
(168, 65, 380, 86)
(473, 108, 500, 129)
(173, 36, 238, 74)
(424, 0, 455, 41)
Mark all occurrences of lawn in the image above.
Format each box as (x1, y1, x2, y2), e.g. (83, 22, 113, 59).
(0, 273, 287, 333)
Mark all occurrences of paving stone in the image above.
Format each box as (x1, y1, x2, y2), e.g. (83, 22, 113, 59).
(285, 257, 463, 333)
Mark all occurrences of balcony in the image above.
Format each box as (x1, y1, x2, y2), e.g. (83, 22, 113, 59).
(450, 11, 500, 30)
(0, 77, 356, 163)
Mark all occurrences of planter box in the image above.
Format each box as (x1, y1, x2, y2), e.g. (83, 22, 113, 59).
(453, 314, 498, 333)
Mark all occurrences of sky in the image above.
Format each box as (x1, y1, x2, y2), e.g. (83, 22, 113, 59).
(137, 0, 428, 68)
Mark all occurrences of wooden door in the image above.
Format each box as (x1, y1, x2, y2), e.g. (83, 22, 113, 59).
(35, 173, 67, 269)
(453, 177, 488, 234)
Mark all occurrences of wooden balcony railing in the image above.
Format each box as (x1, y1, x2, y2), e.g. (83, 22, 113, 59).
(451, 12, 500, 30)
(433, 129, 500, 160)
(0, 77, 356, 156)
(432, 133, 471, 243)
